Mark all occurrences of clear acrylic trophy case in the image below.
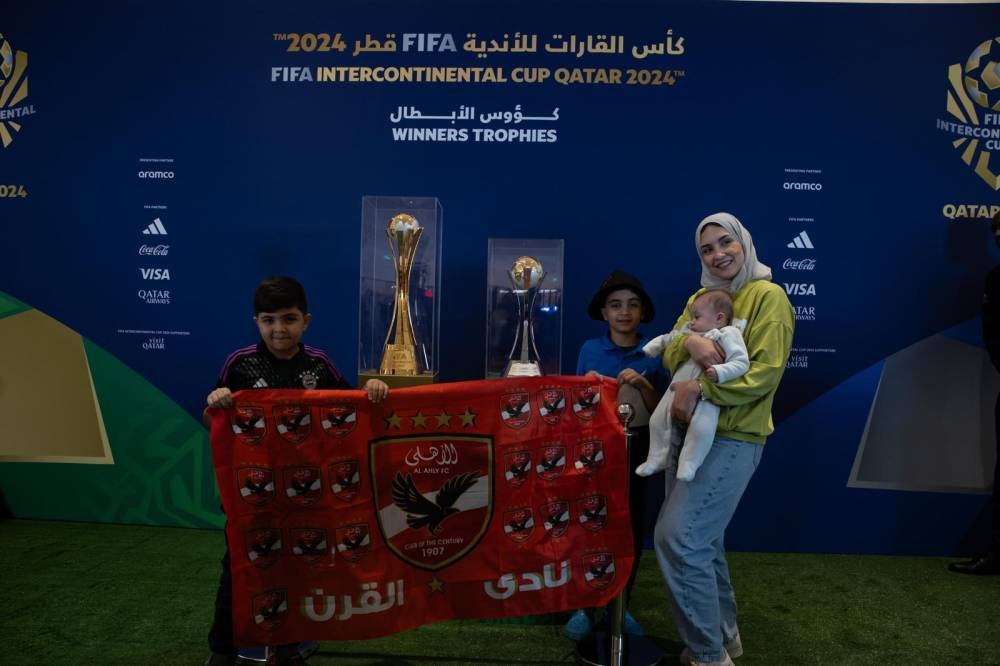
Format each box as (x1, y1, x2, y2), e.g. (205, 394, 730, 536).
(359, 196, 442, 388)
(485, 238, 564, 378)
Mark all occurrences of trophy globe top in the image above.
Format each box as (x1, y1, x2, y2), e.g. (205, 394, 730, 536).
(510, 255, 544, 289)
(388, 213, 421, 236)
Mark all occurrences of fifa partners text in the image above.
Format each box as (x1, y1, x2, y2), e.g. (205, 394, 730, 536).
(271, 66, 681, 86)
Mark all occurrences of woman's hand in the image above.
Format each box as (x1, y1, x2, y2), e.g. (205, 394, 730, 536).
(684, 335, 725, 369)
(670, 379, 701, 424)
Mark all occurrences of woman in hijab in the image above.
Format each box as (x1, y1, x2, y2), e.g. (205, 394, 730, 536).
(653, 212, 793, 666)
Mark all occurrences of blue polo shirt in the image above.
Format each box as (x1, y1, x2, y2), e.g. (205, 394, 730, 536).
(576, 332, 669, 393)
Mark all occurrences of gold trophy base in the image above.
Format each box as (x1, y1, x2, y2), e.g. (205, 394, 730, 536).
(504, 360, 542, 378)
(379, 343, 419, 376)
(359, 370, 438, 389)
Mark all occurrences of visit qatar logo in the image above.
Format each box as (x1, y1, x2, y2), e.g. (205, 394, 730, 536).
(937, 36, 1000, 190)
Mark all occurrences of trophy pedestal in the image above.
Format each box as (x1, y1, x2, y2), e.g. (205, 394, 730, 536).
(359, 371, 438, 389)
(504, 360, 542, 377)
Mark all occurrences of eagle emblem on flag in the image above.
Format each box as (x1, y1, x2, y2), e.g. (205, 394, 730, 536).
(577, 494, 608, 532)
(237, 467, 274, 506)
(335, 523, 371, 563)
(574, 439, 605, 473)
(252, 589, 288, 631)
(582, 552, 616, 589)
(536, 445, 566, 481)
(290, 527, 328, 564)
(571, 385, 601, 421)
(503, 508, 535, 543)
(244, 528, 282, 568)
(231, 404, 266, 445)
(283, 466, 322, 506)
(321, 403, 357, 438)
(274, 403, 311, 444)
(499, 391, 531, 429)
(537, 388, 566, 425)
(541, 500, 570, 538)
(503, 450, 532, 488)
(329, 459, 361, 503)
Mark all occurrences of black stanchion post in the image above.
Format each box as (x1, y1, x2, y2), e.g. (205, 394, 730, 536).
(576, 402, 663, 666)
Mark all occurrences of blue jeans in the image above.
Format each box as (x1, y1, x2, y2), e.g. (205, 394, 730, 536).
(653, 435, 763, 662)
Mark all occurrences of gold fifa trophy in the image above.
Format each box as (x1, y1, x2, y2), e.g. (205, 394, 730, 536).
(379, 213, 423, 376)
(504, 255, 546, 377)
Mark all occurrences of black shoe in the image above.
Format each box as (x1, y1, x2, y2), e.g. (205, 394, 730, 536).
(948, 552, 1000, 575)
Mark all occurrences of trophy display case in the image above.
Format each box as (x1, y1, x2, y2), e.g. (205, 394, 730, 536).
(485, 238, 564, 378)
(358, 196, 442, 388)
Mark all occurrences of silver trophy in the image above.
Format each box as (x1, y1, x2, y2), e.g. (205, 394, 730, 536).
(504, 255, 545, 377)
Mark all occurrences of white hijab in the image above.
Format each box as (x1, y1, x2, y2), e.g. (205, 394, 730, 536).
(696, 212, 772, 294)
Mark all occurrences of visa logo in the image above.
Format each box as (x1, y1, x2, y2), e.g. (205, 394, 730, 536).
(140, 268, 171, 280)
(784, 283, 816, 296)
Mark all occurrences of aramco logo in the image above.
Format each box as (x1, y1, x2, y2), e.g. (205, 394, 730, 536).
(0, 32, 35, 148)
(937, 36, 1000, 190)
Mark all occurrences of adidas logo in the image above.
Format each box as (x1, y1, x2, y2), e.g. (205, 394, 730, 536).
(787, 231, 814, 249)
(142, 218, 168, 235)
(253, 378, 269, 388)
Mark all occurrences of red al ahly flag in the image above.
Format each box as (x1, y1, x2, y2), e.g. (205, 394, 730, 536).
(209, 376, 633, 645)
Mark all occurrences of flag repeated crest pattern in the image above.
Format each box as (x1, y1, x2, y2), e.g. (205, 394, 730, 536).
(210, 376, 633, 645)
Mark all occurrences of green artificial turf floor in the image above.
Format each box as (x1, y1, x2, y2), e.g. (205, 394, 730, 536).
(3, 520, 999, 665)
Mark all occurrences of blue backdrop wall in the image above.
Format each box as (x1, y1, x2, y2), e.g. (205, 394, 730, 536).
(1, 0, 999, 554)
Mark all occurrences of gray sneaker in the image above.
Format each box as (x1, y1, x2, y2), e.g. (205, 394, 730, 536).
(724, 633, 743, 659)
(680, 632, 742, 665)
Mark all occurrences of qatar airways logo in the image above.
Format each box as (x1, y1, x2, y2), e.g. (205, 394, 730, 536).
(138, 289, 170, 305)
(793, 305, 815, 321)
(138, 244, 169, 256)
(782, 258, 816, 271)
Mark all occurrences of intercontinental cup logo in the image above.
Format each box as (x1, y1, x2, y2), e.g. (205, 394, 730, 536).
(0, 32, 36, 148)
(938, 36, 1000, 190)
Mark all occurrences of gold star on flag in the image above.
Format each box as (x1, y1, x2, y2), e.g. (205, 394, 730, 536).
(428, 576, 445, 593)
(436, 410, 452, 427)
(411, 411, 428, 428)
(459, 407, 477, 428)
(384, 412, 402, 430)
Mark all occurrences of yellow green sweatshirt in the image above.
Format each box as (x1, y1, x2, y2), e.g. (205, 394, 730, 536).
(662, 280, 794, 444)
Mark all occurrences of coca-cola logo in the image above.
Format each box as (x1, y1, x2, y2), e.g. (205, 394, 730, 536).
(138, 244, 170, 256)
(782, 258, 816, 271)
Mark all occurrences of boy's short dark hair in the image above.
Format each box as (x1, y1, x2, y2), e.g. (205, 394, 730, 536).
(695, 289, 734, 325)
(254, 276, 308, 314)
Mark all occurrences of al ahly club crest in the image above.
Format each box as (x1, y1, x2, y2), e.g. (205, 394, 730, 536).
(244, 528, 282, 568)
(335, 523, 371, 563)
(252, 589, 288, 631)
(572, 385, 601, 420)
(503, 450, 532, 488)
(537, 388, 566, 425)
(500, 391, 531, 429)
(231, 404, 266, 445)
(290, 527, 328, 564)
(321, 403, 357, 437)
(274, 403, 311, 444)
(237, 467, 275, 506)
(503, 507, 535, 543)
(329, 459, 361, 502)
(535, 445, 566, 481)
(370, 435, 493, 571)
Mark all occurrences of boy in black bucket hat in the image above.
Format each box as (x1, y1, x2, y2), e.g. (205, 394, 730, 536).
(566, 270, 669, 641)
